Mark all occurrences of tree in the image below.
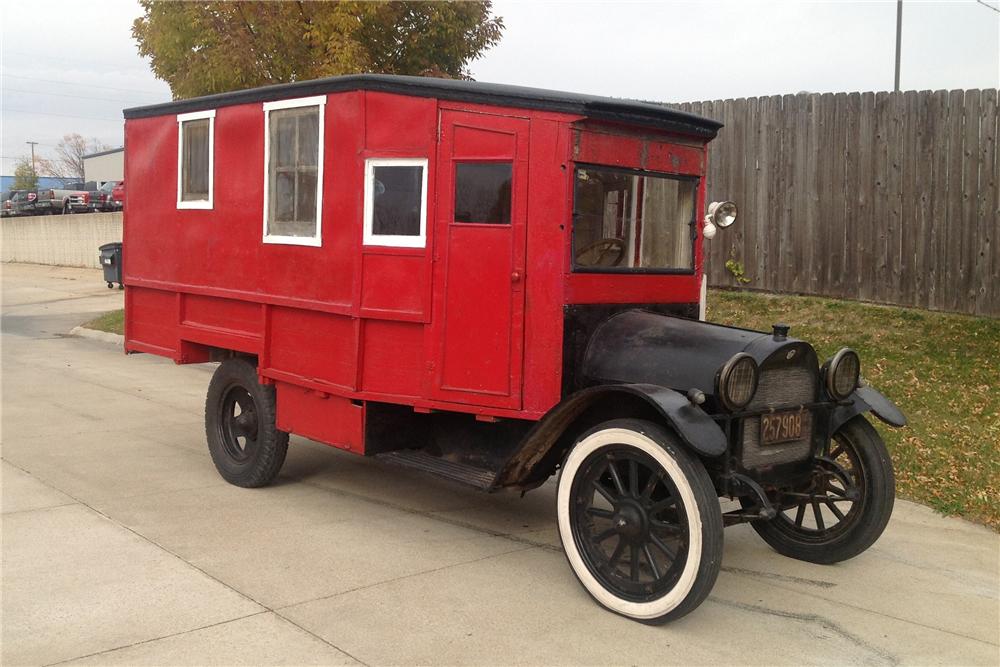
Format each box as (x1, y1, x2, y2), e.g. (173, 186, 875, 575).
(132, 1, 504, 99)
(13, 157, 38, 190)
(42, 134, 112, 181)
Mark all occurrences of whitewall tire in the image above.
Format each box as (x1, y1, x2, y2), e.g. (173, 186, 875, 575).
(557, 418, 723, 623)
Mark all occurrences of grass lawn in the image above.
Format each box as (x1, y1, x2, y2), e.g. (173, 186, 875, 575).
(83, 309, 124, 336)
(83, 297, 999, 528)
(707, 289, 999, 530)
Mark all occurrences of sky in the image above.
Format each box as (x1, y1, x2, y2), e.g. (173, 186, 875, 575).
(1, 0, 997, 176)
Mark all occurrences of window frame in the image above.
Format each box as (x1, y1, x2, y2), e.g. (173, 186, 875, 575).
(362, 157, 429, 249)
(176, 109, 215, 210)
(262, 95, 326, 247)
(570, 163, 699, 275)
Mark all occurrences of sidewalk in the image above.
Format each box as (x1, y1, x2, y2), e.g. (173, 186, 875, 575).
(2, 263, 998, 665)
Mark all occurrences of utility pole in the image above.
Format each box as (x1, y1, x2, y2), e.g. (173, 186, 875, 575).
(26, 141, 39, 175)
(894, 0, 902, 92)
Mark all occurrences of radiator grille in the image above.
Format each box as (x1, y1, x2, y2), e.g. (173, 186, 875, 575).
(741, 366, 816, 468)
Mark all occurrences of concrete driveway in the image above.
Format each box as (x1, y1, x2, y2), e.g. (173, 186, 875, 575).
(2, 262, 997, 666)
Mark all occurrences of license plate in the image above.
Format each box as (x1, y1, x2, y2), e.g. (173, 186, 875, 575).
(760, 410, 806, 445)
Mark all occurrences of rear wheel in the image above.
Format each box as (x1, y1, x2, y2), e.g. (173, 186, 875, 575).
(205, 358, 288, 487)
(557, 419, 723, 623)
(745, 415, 894, 563)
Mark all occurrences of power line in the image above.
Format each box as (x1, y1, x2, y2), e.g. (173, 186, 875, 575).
(975, 0, 1000, 13)
(3, 86, 150, 105)
(4, 50, 152, 72)
(2, 73, 166, 98)
(2, 107, 122, 122)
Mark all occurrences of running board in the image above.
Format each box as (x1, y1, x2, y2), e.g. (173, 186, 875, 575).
(377, 450, 497, 490)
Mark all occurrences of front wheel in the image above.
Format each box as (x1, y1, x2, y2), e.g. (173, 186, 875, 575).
(745, 415, 895, 563)
(205, 358, 288, 488)
(557, 419, 724, 624)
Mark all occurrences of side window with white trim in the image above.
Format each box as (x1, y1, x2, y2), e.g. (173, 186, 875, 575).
(263, 96, 325, 245)
(177, 110, 214, 209)
(363, 158, 428, 248)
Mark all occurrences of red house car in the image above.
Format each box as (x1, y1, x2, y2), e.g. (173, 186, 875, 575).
(122, 75, 905, 622)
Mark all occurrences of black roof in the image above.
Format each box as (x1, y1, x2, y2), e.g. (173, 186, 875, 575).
(123, 74, 721, 139)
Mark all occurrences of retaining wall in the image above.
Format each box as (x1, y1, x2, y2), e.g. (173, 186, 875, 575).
(2, 213, 122, 269)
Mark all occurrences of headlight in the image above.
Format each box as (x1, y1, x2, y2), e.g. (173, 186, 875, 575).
(825, 348, 860, 400)
(717, 353, 758, 411)
(707, 201, 738, 228)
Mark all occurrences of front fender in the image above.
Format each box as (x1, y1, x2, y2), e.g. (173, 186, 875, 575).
(494, 384, 726, 489)
(831, 385, 907, 433)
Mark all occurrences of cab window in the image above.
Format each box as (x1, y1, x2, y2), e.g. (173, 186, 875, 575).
(572, 165, 696, 272)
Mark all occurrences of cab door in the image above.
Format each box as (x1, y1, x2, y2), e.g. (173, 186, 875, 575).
(428, 110, 529, 409)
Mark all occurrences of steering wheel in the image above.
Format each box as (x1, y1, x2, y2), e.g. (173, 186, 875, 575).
(575, 237, 627, 267)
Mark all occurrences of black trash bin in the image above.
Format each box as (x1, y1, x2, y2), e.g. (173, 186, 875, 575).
(99, 242, 123, 289)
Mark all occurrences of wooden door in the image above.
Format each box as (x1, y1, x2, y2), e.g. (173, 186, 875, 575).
(429, 111, 529, 409)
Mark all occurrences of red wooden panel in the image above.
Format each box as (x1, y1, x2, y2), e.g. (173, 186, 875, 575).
(182, 294, 261, 334)
(573, 129, 643, 167)
(259, 92, 361, 306)
(565, 273, 701, 304)
(573, 128, 705, 176)
(438, 225, 515, 396)
(125, 288, 177, 354)
(364, 92, 436, 151)
(645, 142, 703, 175)
(429, 111, 529, 409)
(275, 382, 364, 453)
(521, 118, 568, 414)
(267, 307, 356, 389)
(199, 103, 264, 292)
(361, 320, 424, 396)
(452, 124, 516, 159)
(122, 117, 181, 286)
(360, 252, 427, 319)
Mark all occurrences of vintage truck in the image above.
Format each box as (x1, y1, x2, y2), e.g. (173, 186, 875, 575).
(122, 74, 905, 623)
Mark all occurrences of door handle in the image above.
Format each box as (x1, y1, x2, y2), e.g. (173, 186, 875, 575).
(511, 271, 522, 283)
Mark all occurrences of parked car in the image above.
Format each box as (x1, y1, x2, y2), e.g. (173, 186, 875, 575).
(111, 180, 124, 210)
(122, 74, 906, 624)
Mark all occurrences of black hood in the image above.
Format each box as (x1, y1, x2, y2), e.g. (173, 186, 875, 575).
(581, 310, 819, 397)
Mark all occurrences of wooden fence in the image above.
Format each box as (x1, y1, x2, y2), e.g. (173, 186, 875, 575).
(669, 89, 998, 318)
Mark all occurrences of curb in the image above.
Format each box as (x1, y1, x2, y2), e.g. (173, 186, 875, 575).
(69, 326, 124, 346)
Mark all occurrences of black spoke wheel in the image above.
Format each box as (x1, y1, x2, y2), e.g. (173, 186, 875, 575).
(744, 415, 895, 564)
(557, 419, 723, 624)
(571, 448, 690, 601)
(218, 386, 260, 463)
(205, 358, 288, 488)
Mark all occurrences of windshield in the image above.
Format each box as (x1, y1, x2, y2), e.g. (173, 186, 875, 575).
(572, 165, 696, 272)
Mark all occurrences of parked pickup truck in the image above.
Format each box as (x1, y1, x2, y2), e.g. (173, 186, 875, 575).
(11, 190, 51, 215)
(62, 181, 116, 213)
(12, 188, 85, 214)
(110, 180, 124, 210)
(1, 190, 23, 217)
